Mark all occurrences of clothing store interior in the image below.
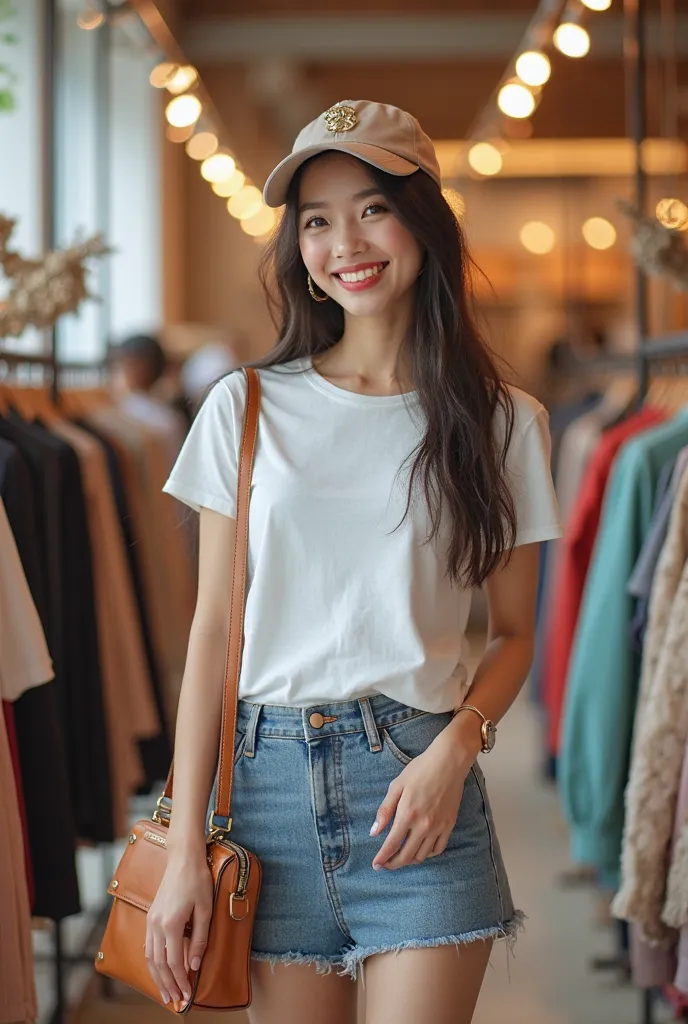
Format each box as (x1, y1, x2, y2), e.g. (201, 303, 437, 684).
(1, 0, 688, 1022)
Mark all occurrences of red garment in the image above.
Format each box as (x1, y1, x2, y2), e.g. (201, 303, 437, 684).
(2, 701, 34, 910)
(542, 408, 667, 756)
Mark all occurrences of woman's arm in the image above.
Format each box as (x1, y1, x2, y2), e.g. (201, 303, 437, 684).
(146, 507, 236, 1006)
(437, 541, 540, 767)
(371, 542, 540, 871)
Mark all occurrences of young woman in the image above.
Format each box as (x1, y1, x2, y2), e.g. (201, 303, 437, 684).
(149, 100, 562, 1024)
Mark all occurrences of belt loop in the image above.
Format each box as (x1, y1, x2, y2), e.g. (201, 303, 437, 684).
(359, 697, 382, 753)
(243, 703, 262, 758)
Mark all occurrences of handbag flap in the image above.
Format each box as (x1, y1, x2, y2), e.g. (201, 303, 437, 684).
(107, 820, 174, 911)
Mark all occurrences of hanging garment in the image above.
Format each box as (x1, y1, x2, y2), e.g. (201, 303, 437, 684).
(664, 741, 688, 993)
(0, 414, 113, 843)
(0, 428, 80, 919)
(612, 464, 688, 942)
(628, 448, 688, 652)
(543, 408, 666, 757)
(0, 495, 56, 1023)
(51, 420, 160, 836)
(559, 411, 688, 887)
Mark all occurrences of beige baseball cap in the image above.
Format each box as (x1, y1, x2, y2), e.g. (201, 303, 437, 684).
(262, 99, 442, 209)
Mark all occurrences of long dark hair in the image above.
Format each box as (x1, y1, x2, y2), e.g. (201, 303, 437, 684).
(252, 157, 517, 588)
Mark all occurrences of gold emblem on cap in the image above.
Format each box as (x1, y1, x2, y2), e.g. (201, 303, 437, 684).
(324, 105, 357, 133)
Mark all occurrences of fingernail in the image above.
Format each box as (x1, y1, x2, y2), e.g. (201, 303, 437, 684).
(369, 821, 379, 836)
(372, 863, 382, 871)
(162, 993, 170, 1005)
(191, 956, 201, 971)
(183, 990, 191, 1002)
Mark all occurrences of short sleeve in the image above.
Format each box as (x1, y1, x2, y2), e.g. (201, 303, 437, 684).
(506, 405, 563, 547)
(162, 374, 244, 518)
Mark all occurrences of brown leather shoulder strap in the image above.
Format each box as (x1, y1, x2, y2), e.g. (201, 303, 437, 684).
(215, 366, 260, 820)
(161, 367, 261, 824)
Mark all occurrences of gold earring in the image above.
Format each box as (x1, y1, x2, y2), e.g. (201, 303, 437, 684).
(307, 273, 329, 303)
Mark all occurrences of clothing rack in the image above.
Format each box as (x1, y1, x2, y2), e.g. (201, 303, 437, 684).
(1, 345, 113, 1024)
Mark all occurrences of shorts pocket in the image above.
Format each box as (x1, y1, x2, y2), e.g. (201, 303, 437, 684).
(234, 729, 247, 765)
(382, 711, 453, 767)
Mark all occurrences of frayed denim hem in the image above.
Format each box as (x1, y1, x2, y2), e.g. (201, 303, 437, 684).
(250, 949, 345, 976)
(249, 910, 526, 984)
(339, 909, 526, 982)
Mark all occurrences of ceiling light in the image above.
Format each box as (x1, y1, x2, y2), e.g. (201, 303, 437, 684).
(166, 66, 199, 96)
(150, 62, 179, 89)
(656, 198, 688, 231)
(467, 142, 503, 176)
(520, 221, 556, 254)
(515, 51, 551, 87)
(554, 23, 591, 58)
(582, 217, 616, 249)
(581, 0, 611, 9)
(185, 132, 219, 161)
(165, 94, 202, 129)
(498, 83, 535, 119)
(227, 185, 264, 221)
(241, 206, 277, 238)
(201, 152, 237, 183)
(213, 170, 246, 197)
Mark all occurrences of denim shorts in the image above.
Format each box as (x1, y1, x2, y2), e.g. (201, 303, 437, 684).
(207, 694, 522, 980)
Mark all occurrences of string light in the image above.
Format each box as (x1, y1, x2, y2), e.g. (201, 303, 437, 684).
(580, 0, 611, 9)
(241, 206, 277, 238)
(166, 124, 195, 143)
(582, 217, 616, 249)
(200, 152, 237, 183)
(166, 66, 199, 96)
(467, 142, 503, 175)
(656, 198, 688, 231)
(515, 51, 551, 87)
(150, 63, 179, 89)
(76, 7, 104, 30)
(554, 23, 591, 58)
(227, 186, 264, 221)
(498, 82, 535, 119)
(185, 132, 219, 161)
(520, 222, 556, 254)
(165, 94, 202, 128)
(212, 171, 246, 198)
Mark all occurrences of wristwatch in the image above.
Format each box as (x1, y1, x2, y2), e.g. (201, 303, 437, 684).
(453, 704, 497, 753)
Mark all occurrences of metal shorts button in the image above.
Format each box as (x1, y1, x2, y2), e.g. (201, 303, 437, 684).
(309, 713, 325, 729)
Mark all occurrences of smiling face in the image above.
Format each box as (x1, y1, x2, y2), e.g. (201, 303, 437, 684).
(297, 152, 424, 317)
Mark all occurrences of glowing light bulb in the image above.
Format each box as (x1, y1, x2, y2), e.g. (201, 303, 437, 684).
(656, 198, 688, 231)
(165, 94, 202, 128)
(186, 132, 219, 161)
(498, 82, 535, 119)
(150, 63, 178, 89)
(520, 221, 556, 254)
(515, 51, 551, 87)
(241, 206, 277, 238)
(554, 23, 591, 58)
(227, 186, 264, 221)
(166, 66, 199, 96)
(467, 142, 503, 176)
(582, 217, 616, 249)
(77, 7, 104, 30)
(213, 171, 246, 198)
(201, 153, 237, 183)
(581, 0, 611, 9)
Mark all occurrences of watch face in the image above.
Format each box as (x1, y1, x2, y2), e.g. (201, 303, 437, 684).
(482, 721, 497, 751)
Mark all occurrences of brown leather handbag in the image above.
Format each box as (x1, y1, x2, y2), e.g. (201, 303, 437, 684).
(95, 367, 263, 1014)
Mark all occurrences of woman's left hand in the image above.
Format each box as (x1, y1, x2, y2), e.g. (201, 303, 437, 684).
(370, 730, 475, 871)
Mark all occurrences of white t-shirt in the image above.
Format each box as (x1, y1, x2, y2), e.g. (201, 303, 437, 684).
(163, 356, 562, 712)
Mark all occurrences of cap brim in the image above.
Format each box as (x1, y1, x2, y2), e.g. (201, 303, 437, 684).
(262, 142, 420, 208)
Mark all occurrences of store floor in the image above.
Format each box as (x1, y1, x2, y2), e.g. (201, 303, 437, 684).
(70, 694, 670, 1024)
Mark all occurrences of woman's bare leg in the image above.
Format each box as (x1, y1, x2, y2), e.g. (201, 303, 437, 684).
(362, 940, 493, 1024)
(246, 961, 357, 1024)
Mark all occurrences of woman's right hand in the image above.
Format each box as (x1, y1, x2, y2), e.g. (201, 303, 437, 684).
(145, 848, 213, 1006)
